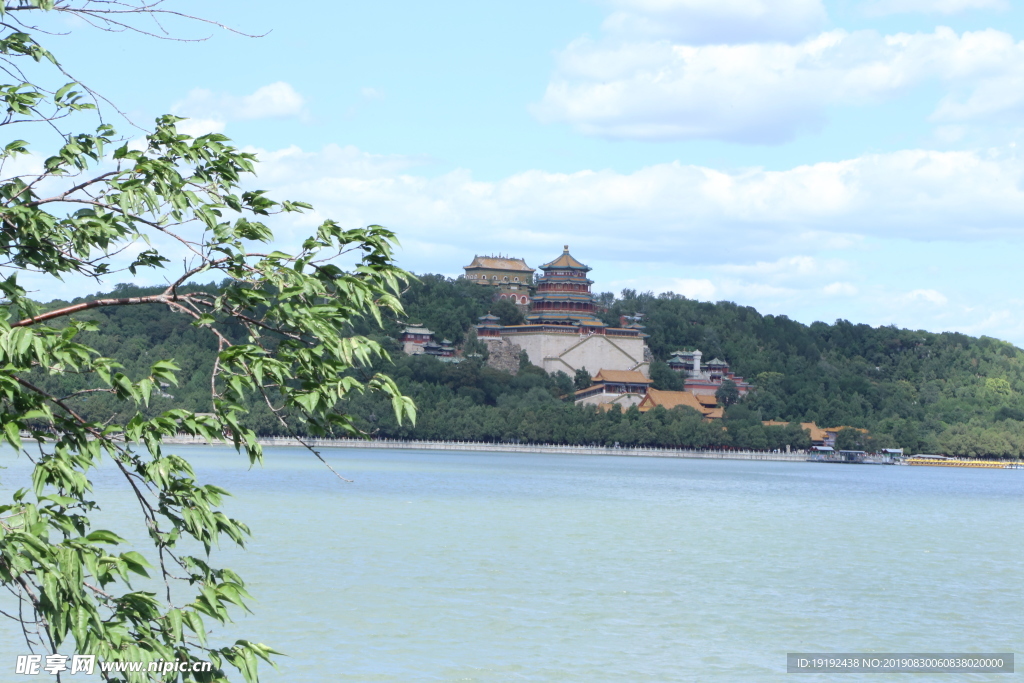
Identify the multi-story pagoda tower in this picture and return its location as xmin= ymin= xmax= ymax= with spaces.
xmin=525 ymin=246 xmax=605 ymax=328
xmin=474 ymin=245 xmax=650 ymax=378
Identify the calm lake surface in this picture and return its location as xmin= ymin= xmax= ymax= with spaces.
xmin=1 ymin=446 xmax=1022 ymax=681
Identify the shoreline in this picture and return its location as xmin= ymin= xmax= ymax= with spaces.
xmin=162 ymin=435 xmax=809 ymax=462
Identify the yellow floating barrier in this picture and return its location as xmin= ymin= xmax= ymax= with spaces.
xmin=905 ymin=457 xmax=1016 ymax=469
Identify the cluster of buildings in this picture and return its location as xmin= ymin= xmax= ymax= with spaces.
xmin=667 ymin=349 xmax=752 ymax=398
xmin=572 ymin=371 xmax=726 ymax=419
xmin=401 ymin=246 xmax=752 ymax=418
xmin=400 ymin=323 xmax=456 ymax=359
xmin=471 ymin=246 xmax=650 ymax=379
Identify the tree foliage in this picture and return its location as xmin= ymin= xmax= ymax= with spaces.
xmin=35 ymin=276 xmax=1024 ymax=457
xmin=602 ymin=289 xmax=1024 ymax=457
xmin=715 ymin=379 xmax=739 ymax=408
xmin=338 ymin=353 xmax=813 ymax=451
xmin=371 ymin=280 xmax=1024 ymax=457
xmin=0 ymin=5 xmax=414 ymax=681
xmin=834 ymin=428 xmax=868 ymax=451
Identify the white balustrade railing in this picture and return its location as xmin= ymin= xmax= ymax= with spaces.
xmin=160 ymin=433 xmax=807 ymax=461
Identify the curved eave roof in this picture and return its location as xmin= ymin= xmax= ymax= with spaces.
xmin=593 ymin=369 xmax=653 ymax=384
xmin=464 ymin=256 xmax=535 ymax=272
xmin=539 ymin=247 xmax=591 ymax=271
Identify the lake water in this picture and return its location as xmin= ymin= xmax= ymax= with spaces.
xmin=1 ymin=446 xmax=1022 ymax=681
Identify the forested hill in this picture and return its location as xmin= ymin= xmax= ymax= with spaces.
xmin=33 ymin=277 xmax=1024 ymax=457
xmin=387 ymin=275 xmax=1024 ymax=456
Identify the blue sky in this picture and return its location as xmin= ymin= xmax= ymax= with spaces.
xmin=27 ymin=0 xmax=1024 ymax=344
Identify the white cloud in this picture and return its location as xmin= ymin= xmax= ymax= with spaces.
xmin=172 ymin=82 xmax=307 ymax=130
xmin=241 ymin=142 xmax=1024 ymax=277
xmin=602 ymin=0 xmax=827 ymax=43
xmin=247 ymin=143 xmax=427 ymax=183
xmin=862 ymin=0 xmax=1007 ymax=16
xmin=905 ymin=289 xmax=949 ymax=305
xmin=0 ymin=150 xmax=44 ymax=179
xmin=238 ymin=82 xmax=306 ymax=119
xmin=718 ymin=255 xmax=829 ymax=277
xmin=718 ymin=280 xmax=799 ymax=299
xmin=823 ymin=282 xmax=859 ymax=296
xmin=534 ymin=27 xmax=1024 ymax=142
xmin=606 ymin=275 xmax=799 ymax=304
xmin=174 ymin=118 xmax=226 ymax=137
xmin=670 ymin=278 xmax=718 ymax=300
xmin=22 ymin=137 xmax=1024 ymax=344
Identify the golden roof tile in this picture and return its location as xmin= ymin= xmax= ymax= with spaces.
xmin=539 ymin=246 xmax=590 ymax=271
xmin=464 ymin=256 xmax=535 ymax=272
xmin=592 ymin=369 xmax=653 ymax=384
xmin=800 ymin=422 xmax=828 ymax=442
xmin=638 ymin=389 xmax=707 ymax=414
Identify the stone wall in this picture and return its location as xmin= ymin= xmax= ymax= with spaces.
xmin=484 ymin=338 xmax=522 ymax=376
xmin=507 ymin=331 xmax=649 ymax=378
xmin=403 ymin=341 xmax=425 ymax=355
xmin=574 ymin=392 xmax=644 ymax=408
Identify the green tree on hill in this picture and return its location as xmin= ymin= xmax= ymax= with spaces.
xmin=716 ymin=379 xmax=740 ymax=407
xmin=552 ymin=371 xmax=575 ymax=399
xmin=37 ymin=273 xmax=1024 ymax=458
xmin=835 ymin=428 xmax=870 ymax=451
xmin=649 ymin=360 xmax=684 ymax=391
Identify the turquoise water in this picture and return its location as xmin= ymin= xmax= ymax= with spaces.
xmin=2 ymin=446 xmax=1022 ymax=681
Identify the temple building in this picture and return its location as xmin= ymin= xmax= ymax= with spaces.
xmin=666 ymin=349 xmax=752 ymax=397
xmin=474 ymin=313 xmax=503 ymax=339
xmin=401 ymin=323 xmax=435 ymax=355
xmin=401 ymin=324 xmax=457 ymax=360
xmin=463 ymin=255 xmax=535 ymax=306
xmin=423 ymin=339 xmax=456 ymax=358
xmin=637 ymin=389 xmax=724 ymax=420
xmin=619 ymin=314 xmax=646 ymax=331
xmin=574 ymin=369 xmax=653 ymax=409
xmin=476 ymin=246 xmax=650 ymax=377
xmin=524 ymin=247 xmax=605 ymax=328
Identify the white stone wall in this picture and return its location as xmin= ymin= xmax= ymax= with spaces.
xmin=505 ymin=331 xmax=650 ymax=378
xmin=574 ymin=392 xmax=644 ymax=408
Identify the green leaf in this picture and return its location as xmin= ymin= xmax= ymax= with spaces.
xmin=119 ymin=551 xmax=153 ymax=577
xmin=166 ymin=608 xmax=183 ymax=642
xmin=84 ymin=530 xmax=126 ymax=545
xmin=3 ymin=419 xmax=21 ymax=451
xmin=182 ymin=610 xmax=207 ymax=646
